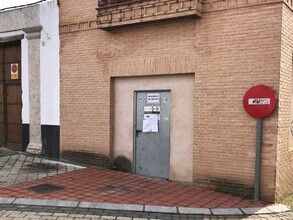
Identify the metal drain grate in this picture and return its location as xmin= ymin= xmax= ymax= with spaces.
xmin=27 ymin=183 xmax=64 ymax=194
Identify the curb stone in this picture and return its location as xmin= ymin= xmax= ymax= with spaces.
xmin=79 ymin=202 xmax=144 ymax=211
xmin=0 ymin=197 xmax=290 ymax=216
xmin=211 ymin=208 xmax=243 ymax=215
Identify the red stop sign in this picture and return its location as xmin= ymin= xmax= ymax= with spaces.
xmin=243 ymin=85 xmax=277 ymax=118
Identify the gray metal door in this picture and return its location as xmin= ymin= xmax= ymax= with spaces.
xmin=135 ymin=91 xmax=170 ymax=179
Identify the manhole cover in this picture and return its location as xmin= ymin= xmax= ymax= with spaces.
xmin=27 ymin=184 xmax=64 ymax=194
xmin=99 ymin=185 xmax=129 ymax=193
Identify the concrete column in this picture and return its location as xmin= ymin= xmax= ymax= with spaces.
xmin=24 ymin=26 xmax=42 ymax=155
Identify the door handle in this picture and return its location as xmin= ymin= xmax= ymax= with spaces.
xmin=136 ymin=129 xmax=142 ymax=137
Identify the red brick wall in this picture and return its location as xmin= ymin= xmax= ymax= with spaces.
xmin=59 ymin=0 xmax=97 ymax=24
xmin=59 ymin=0 xmax=285 ymax=200
xmin=59 ymin=1 xmax=111 ymax=166
xmin=192 ymin=6 xmax=282 ymax=202
xmin=275 ymin=4 xmax=293 ymax=202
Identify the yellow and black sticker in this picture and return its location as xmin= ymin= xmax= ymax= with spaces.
xmin=11 ymin=63 xmax=19 ymax=80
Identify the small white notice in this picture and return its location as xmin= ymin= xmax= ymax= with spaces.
xmin=147 ymin=93 xmax=160 ymax=104
xmin=143 ymin=114 xmax=158 ymax=132
xmin=248 ymin=98 xmax=270 ymax=105
xmin=144 ymin=114 xmax=160 ymax=121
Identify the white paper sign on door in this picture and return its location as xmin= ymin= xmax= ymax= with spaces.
xmin=143 ymin=115 xmax=158 ymax=132
xmin=147 ymin=93 xmax=160 ymax=104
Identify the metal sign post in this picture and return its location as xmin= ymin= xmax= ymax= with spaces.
xmin=254 ymin=118 xmax=262 ymax=201
xmin=243 ymin=85 xmax=277 ymax=201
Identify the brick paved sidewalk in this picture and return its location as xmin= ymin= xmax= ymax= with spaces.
xmin=0 ymin=151 xmax=291 ymax=219
xmin=0 ymin=167 xmax=269 ymax=209
xmin=0 ymin=154 xmax=84 ymax=186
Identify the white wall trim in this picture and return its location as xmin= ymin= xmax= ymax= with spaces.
xmin=40 ymin=0 xmax=60 ymax=125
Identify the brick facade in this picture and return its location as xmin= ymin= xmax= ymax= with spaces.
xmin=59 ymin=0 xmax=293 ymax=202
xmin=276 ymin=4 xmax=293 ymax=202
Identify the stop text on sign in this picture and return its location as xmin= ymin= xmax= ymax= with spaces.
xmin=248 ymin=98 xmax=270 ymax=105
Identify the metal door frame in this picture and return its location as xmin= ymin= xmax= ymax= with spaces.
xmin=133 ymin=89 xmax=171 ymax=176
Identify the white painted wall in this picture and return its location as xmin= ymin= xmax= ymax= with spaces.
xmin=40 ymin=0 xmax=60 ymax=125
xmin=0 ymin=0 xmax=59 ymax=126
xmin=21 ymin=37 xmax=30 ymax=124
xmin=0 ymin=4 xmax=39 ymax=125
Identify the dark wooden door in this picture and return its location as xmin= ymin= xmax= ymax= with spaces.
xmin=0 ymin=42 xmax=22 ymax=151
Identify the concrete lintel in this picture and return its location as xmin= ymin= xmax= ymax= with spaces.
xmin=23 ymin=25 xmax=42 ymax=34
xmin=0 ymin=34 xmax=24 ymax=43
xmin=23 ymin=25 xmax=42 ymax=40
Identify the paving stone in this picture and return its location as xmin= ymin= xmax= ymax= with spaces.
xmin=144 ymin=206 xmax=177 ymax=214
xmin=36 ymin=212 xmax=53 ymax=216
xmin=0 ymin=198 xmax=16 ymax=204
xmin=14 ymin=199 xmax=79 ymax=208
xmin=79 ymin=202 xmax=103 ymax=209
xmin=1 ymin=152 xmax=293 ymax=220
xmin=116 ymin=217 xmax=132 ymax=220
xmin=55 ymin=200 xmax=79 ymax=208
xmin=84 ymin=215 xmax=101 ymax=219
xmin=241 ymin=207 xmax=273 ymax=215
xmin=40 ymin=216 xmax=58 ymax=220
xmin=22 ymin=211 xmax=37 ymax=214
xmin=7 ymin=213 xmax=26 ymax=218
xmin=74 ymin=218 xmax=91 ymax=220
xmin=53 ymin=213 xmax=69 ymax=217
xmin=67 ymin=214 xmax=85 ymax=218
xmin=79 ymin=202 xmax=143 ymax=211
xmin=4 ymin=211 xmax=22 ymax=215
xmin=101 ymin=216 xmax=117 ymax=219
xmin=178 ymin=207 xmax=211 ymax=215
xmin=210 ymin=208 xmax=243 ymax=215
xmin=0 ymin=154 xmax=84 ymax=187
xmin=266 ymin=204 xmax=291 ymax=213
xmin=56 ymin=217 xmax=74 ymax=220
xmin=100 ymin=203 xmax=144 ymax=212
